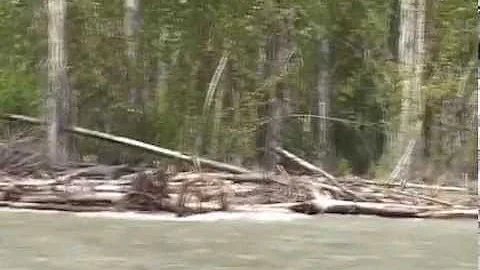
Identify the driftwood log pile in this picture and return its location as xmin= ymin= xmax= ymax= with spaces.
xmin=0 ymin=142 xmax=476 ymax=219
xmin=0 ymin=114 xmax=477 ymax=219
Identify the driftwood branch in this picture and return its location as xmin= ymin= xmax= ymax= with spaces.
xmin=274 ymin=147 xmax=366 ymax=201
xmin=274 ymin=147 xmax=334 ymax=179
xmin=171 ymin=172 xmax=288 ymax=185
xmin=1 ymin=114 xmax=251 ymax=174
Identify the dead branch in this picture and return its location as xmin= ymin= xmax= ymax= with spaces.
xmin=274 ymin=147 xmax=366 ymax=201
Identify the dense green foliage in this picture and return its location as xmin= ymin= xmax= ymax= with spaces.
xmin=0 ymin=0 xmax=476 ymax=182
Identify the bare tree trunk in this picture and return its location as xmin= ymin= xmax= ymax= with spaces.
xmin=209 ymin=59 xmax=229 ymax=159
xmin=47 ymin=0 xmax=72 ymax=165
xmin=313 ymin=39 xmax=333 ymax=167
xmin=477 ymin=0 xmax=480 ymax=196
xmin=397 ymin=0 xmax=416 ymax=149
xmin=409 ymin=0 xmax=425 ymax=179
xmin=124 ymin=0 xmax=142 ymax=105
xmin=387 ymin=0 xmax=425 ymax=180
xmin=413 ymin=0 xmax=425 ymax=120
xmin=263 ymin=8 xmax=295 ymax=171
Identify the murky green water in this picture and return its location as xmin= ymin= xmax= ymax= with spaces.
xmin=0 ymin=210 xmax=476 ymax=270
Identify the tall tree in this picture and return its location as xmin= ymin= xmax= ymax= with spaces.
xmin=388 ymin=0 xmax=425 ymax=180
xmin=313 ymin=38 xmax=333 ymax=167
xmin=124 ymin=0 xmax=142 ymax=106
xmin=47 ymin=0 xmax=72 ymax=165
xmin=263 ymin=5 xmax=296 ymax=171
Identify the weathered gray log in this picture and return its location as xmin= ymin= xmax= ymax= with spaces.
xmin=415 ymin=209 xmax=477 ymax=219
xmin=289 ymin=198 xmax=444 ymax=218
xmin=289 ymin=188 xmax=443 ymax=218
xmin=2 ymin=114 xmax=251 ymax=174
xmin=19 ymin=195 xmax=68 ymax=203
xmin=19 ymin=192 xmax=124 ymax=204
xmin=93 ymin=184 xmax=129 ymax=192
xmin=0 ymin=201 xmax=114 ymax=212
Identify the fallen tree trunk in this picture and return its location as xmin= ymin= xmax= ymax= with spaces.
xmin=19 ymin=192 xmax=124 ymax=204
xmin=289 ymin=188 xmax=450 ymax=218
xmin=0 ymin=201 xmax=115 ymax=212
xmin=289 ymin=197 xmax=446 ymax=218
xmin=415 ymin=209 xmax=478 ymax=219
xmin=19 ymin=195 xmax=68 ymax=204
xmin=289 ymin=188 xmax=477 ymax=219
xmin=2 ymin=114 xmax=251 ymax=174
xmin=171 ymin=172 xmax=288 ymax=185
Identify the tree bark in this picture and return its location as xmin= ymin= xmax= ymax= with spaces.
xmin=124 ymin=0 xmax=142 ymax=105
xmin=477 ymin=0 xmax=480 ymax=197
xmin=47 ymin=0 xmax=72 ymax=165
xmin=263 ymin=7 xmax=295 ymax=171
xmin=397 ymin=0 xmax=416 ymax=149
xmin=386 ymin=0 xmax=425 ymax=180
xmin=313 ymin=39 xmax=333 ymax=167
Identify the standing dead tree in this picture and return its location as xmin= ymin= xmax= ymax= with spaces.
xmin=47 ymin=0 xmax=73 ymax=165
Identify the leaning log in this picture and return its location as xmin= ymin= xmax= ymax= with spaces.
xmin=2 ymin=114 xmax=251 ymax=174
xmin=274 ymin=147 xmax=365 ymax=201
xmin=274 ymin=147 xmax=335 ymax=179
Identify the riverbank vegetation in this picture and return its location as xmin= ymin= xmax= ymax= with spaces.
xmin=0 ymin=0 xmax=477 ymax=218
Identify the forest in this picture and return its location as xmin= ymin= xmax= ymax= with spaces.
xmin=0 ymin=0 xmax=476 ymax=218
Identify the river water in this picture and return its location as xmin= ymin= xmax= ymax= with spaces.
xmin=0 ymin=210 xmax=476 ymax=270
